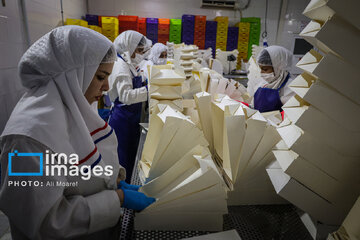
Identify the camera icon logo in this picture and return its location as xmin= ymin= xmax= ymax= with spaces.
xmin=8 ymin=150 xmax=43 ymax=176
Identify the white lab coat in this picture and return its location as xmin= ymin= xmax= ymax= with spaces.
xmin=0 ymin=26 xmax=125 ymax=239
xmin=0 ymin=135 xmax=122 ymax=240
xmin=108 ymin=57 xmax=148 ymax=105
xmin=109 ymin=30 xmax=148 ymax=105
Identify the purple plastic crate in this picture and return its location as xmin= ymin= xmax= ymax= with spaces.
xmin=228 ymin=27 xmax=238 ymax=33
xmin=147 ymin=26 xmax=158 ymax=31
xmin=146 ymin=18 xmax=158 ymax=24
xmin=182 ymin=14 xmax=195 ymax=21
xmin=206 ymin=34 xmax=217 ymax=41
xmin=86 ymin=14 xmax=99 ymax=26
xmin=227 ymin=43 xmax=238 ymax=51
xmin=206 ymin=21 xmax=217 ymax=30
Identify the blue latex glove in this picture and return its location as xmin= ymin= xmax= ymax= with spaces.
xmin=122 ymin=188 xmax=156 ymax=211
xmin=117 ymin=180 xmax=141 ymax=191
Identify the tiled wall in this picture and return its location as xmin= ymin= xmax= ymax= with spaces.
xmin=0 ymin=0 xmax=86 ymax=133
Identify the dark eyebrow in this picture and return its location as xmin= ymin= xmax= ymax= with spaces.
xmin=99 ymin=70 xmax=110 ymax=76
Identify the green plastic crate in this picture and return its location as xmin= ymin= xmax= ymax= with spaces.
xmin=170 ymin=19 xmax=182 ymax=43
xmin=241 ymin=17 xmax=261 ymax=59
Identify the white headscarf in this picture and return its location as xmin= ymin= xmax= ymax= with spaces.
xmin=113 ymin=30 xmax=144 ymax=63
xmin=148 ymin=43 xmax=168 ymax=65
xmin=1 ymin=26 xmax=121 ymax=183
xmin=257 ymin=46 xmax=293 ymax=89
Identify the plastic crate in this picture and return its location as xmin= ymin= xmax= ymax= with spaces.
xmin=138 ymin=17 xmax=146 ymax=35
xmin=240 ymin=18 xmax=261 ymax=59
xmin=158 ymin=18 xmax=170 ymax=35
xmin=88 ymin=25 xmax=102 ymax=33
xmin=146 ymin=18 xmax=158 ymax=24
xmin=182 ymin=14 xmax=195 ymax=21
xmin=102 ymin=16 xmax=118 ymax=25
xmin=194 ymin=39 xmax=205 ymax=49
xmin=118 ymin=15 xmax=138 ymax=33
xmin=86 ymin=14 xmax=99 ymax=26
xmin=214 ymin=16 xmax=229 ymax=23
xmin=170 ymin=19 xmax=181 ymax=25
xmin=66 ymin=18 xmax=88 ymax=27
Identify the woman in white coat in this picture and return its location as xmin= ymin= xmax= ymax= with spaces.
xmin=138 ymin=42 xmax=168 ymax=81
xmin=108 ymin=31 xmax=149 ymax=183
xmin=253 ymin=45 xmax=295 ymax=113
xmin=0 ymin=26 xmax=154 ymax=240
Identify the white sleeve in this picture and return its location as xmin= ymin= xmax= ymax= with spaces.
xmin=115 ymin=75 xmax=148 ymax=105
xmin=280 ymin=78 xmax=296 ymax=105
xmin=0 ymin=135 xmax=121 ymax=239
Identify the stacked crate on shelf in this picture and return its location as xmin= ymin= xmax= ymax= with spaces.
xmin=101 ymin=16 xmax=119 ymax=42
xmin=194 ymin=15 xmax=206 ymax=49
xmin=214 ymin=16 xmax=229 ymax=51
xmin=147 ymin=18 xmax=158 ymax=43
xmin=169 ymin=19 xmax=182 ymax=44
xmin=205 ymin=21 xmax=217 ymax=57
xmin=241 ymin=17 xmax=261 ymax=59
xmin=158 ymin=18 xmax=170 ymax=44
xmin=66 ymin=18 xmax=88 ymax=27
xmin=226 ymin=27 xmax=239 ymax=51
xmin=118 ymin=15 xmax=138 ymax=34
xmin=85 ymin=14 xmax=99 ymax=26
xmin=235 ymin=22 xmax=250 ymax=69
xmin=182 ymin=14 xmax=195 ymax=45
xmin=138 ymin=17 xmax=147 ymax=36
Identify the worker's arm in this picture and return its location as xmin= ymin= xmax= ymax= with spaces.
xmin=115 ymin=74 xmax=148 ymax=105
xmin=0 ymin=135 xmax=122 ymax=239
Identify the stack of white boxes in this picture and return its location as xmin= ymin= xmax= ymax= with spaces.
xmin=194 ymin=93 xmax=287 ymax=205
xmin=148 ymin=65 xmax=186 ymax=114
xmin=136 ymin=105 xmax=227 ymax=231
xmin=166 ymin=41 xmax=174 ymax=60
xmin=267 ymin=0 xmax=360 ymax=225
xmin=173 ymin=45 xmax=200 ymax=98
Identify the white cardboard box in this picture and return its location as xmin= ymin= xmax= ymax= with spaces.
xmin=292 ymin=131 xmax=360 ymax=186
xmin=300 ymin=15 xmax=360 ymax=68
xmin=295 ymin=106 xmax=360 ymax=157
xmin=296 ymin=50 xmax=360 ymax=105
xmin=291 ymin=80 xmax=360 ymax=131
xmin=303 ymin=0 xmax=360 ymax=30
xmin=267 ymin=163 xmax=347 ymax=225
xmin=274 ymin=149 xmax=357 ymax=210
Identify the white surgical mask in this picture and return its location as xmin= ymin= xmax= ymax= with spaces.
xmin=131 ymin=53 xmax=144 ymax=66
xmin=155 ymin=58 xmax=167 ymax=65
xmin=261 ymin=72 xmax=275 ymax=83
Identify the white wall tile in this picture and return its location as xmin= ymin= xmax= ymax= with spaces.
xmin=0 ymin=0 xmax=87 ymax=132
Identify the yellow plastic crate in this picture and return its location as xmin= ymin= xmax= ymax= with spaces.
xmin=102 ymin=23 xmax=118 ymax=31
xmin=235 ymin=22 xmax=250 ymax=32
xmin=66 ymin=18 xmax=88 ymax=27
xmin=101 ymin=16 xmax=119 ymax=25
xmin=214 ymin=16 xmax=229 ymax=23
xmin=88 ymin=25 xmax=102 ymax=34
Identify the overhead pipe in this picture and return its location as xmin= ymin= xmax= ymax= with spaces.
xmin=18 ymin=0 xmax=30 ymax=49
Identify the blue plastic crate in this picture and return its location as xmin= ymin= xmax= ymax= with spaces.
xmin=182 ymin=14 xmax=195 ymax=21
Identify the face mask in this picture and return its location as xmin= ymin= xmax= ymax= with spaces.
xmin=131 ymin=53 xmax=144 ymax=66
xmin=261 ymin=72 xmax=275 ymax=83
xmin=155 ymin=58 xmax=167 ymax=65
